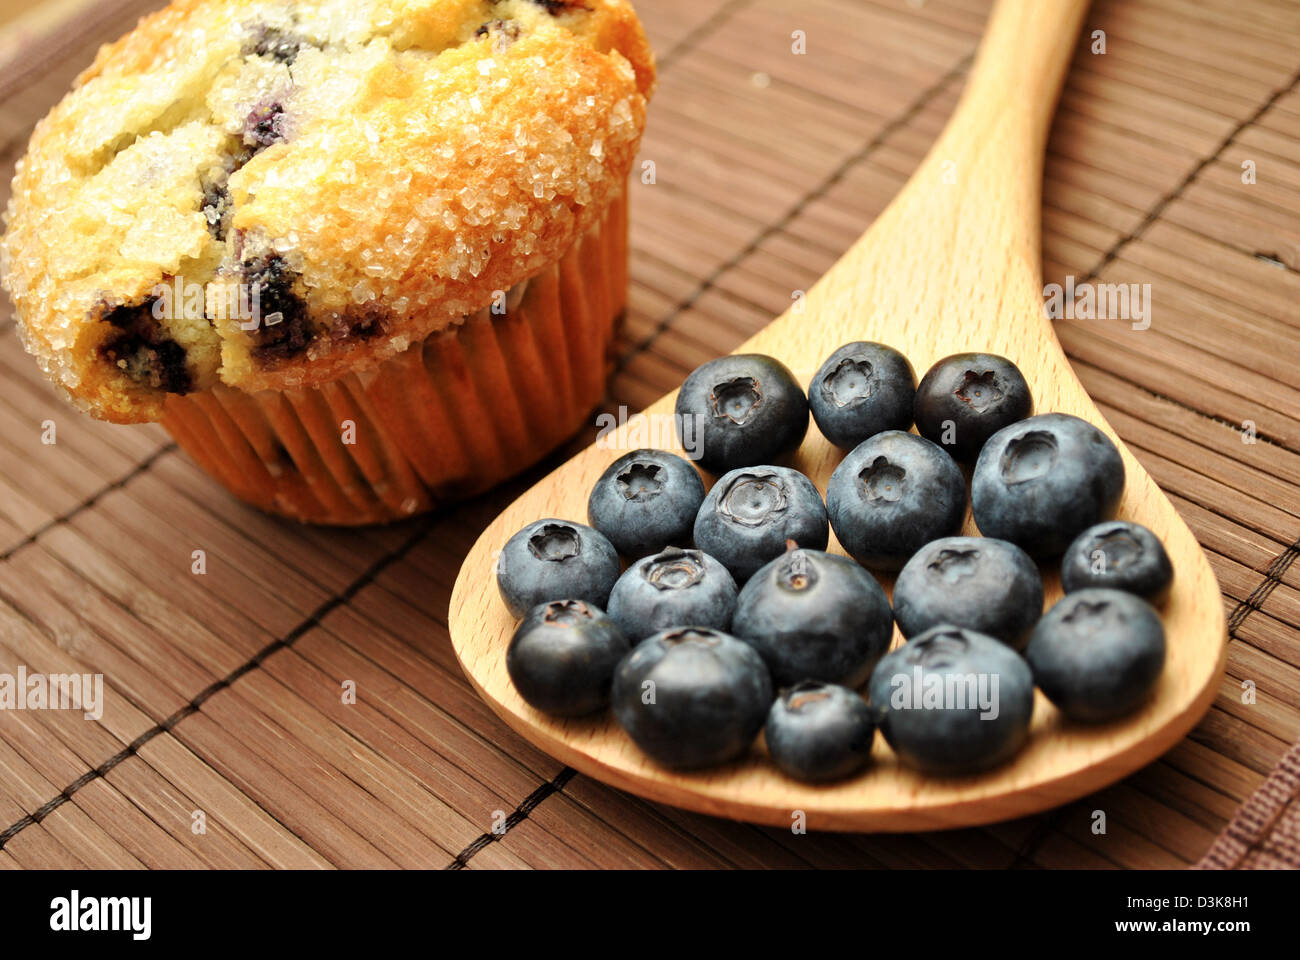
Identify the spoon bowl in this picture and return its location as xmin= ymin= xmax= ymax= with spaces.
xmin=448 ymin=0 xmax=1227 ymax=831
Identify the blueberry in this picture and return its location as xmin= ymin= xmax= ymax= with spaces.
xmin=808 ymin=341 xmax=916 ymax=450
xmin=587 ymin=449 xmax=706 ymax=558
xmin=764 ymin=681 xmax=876 ymax=782
xmin=607 ymin=547 xmax=738 ymax=643
xmin=1060 ymin=521 xmax=1173 ymax=603
xmin=247 ymin=25 xmax=306 ymax=63
xmin=1025 ymin=589 xmax=1165 ymax=722
xmin=496 ymin=519 xmax=621 ymax=619
xmin=893 ymin=536 xmax=1043 ymax=650
xmin=825 ymin=430 xmax=966 ymax=571
xmin=971 ymin=414 xmax=1125 ymax=558
xmin=693 ymin=465 xmax=828 ymax=582
xmin=243 ymin=100 xmax=286 ymax=150
xmin=98 ymin=301 xmax=193 ymax=394
xmin=732 ymin=547 xmax=892 ymax=688
xmin=506 ymin=601 xmax=630 ymax=716
xmin=867 ymin=626 xmax=1035 ymax=776
xmin=612 ymin=627 xmax=773 ymax=769
xmin=675 ymin=354 xmax=809 ymax=474
xmin=914 ymin=352 xmax=1033 ymax=462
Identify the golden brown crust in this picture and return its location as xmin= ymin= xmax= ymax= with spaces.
xmin=1 ymin=0 xmax=654 ymax=423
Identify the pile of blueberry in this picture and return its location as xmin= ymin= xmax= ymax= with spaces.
xmin=496 ymin=344 xmax=1175 ymax=782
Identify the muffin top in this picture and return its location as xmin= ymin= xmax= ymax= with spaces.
xmin=1 ymin=0 xmax=654 ymax=422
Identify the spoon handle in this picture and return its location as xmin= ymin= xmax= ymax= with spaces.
xmin=914 ymin=0 xmax=1092 ymax=272
xmin=956 ymin=0 xmax=1093 ymax=149
xmin=833 ymin=0 xmax=1092 ymax=358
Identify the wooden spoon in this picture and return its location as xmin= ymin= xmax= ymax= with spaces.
xmin=449 ymin=0 xmax=1227 ymax=831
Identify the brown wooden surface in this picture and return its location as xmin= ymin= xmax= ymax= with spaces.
xmin=0 ymin=0 xmax=1297 ymax=868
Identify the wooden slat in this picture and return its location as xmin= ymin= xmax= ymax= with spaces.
xmin=0 ymin=0 xmax=1297 ymax=869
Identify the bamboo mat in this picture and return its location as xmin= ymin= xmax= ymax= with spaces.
xmin=0 ymin=0 xmax=1297 ymax=870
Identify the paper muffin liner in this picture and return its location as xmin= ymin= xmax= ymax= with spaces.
xmin=160 ymin=189 xmax=629 ymax=525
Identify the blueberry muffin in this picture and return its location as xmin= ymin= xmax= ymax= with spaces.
xmin=2 ymin=0 xmax=654 ymax=523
